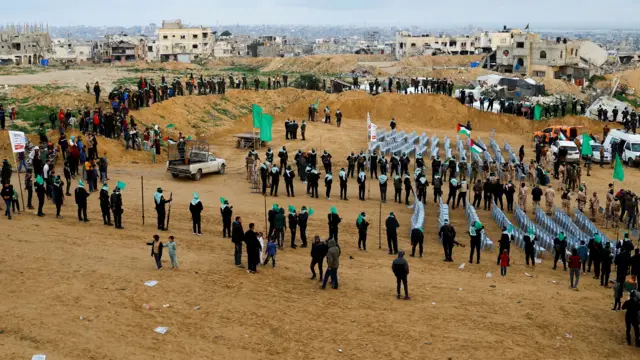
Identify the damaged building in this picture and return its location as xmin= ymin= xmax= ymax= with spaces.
xmin=155 ymin=20 xmax=216 ymax=62
xmin=0 ymin=24 xmax=52 ymax=65
xmin=482 ymin=32 xmax=608 ymax=84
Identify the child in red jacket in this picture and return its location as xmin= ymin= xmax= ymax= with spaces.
xmin=500 ymin=249 xmax=509 ymax=276
xmin=568 ymin=248 xmax=582 ymax=290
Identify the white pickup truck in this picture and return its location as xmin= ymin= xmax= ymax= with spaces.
xmin=166 ymin=151 xmax=226 ymax=181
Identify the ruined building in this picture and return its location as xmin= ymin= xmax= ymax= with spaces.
xmin=0 ymin=24 xmax=53 ymax=65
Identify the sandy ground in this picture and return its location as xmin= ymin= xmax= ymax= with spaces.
xmin=0 ymin=85 xmax=638 ymax=359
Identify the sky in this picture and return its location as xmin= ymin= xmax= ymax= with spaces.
xmin=3 ymin=0 xmax=640 ymax=28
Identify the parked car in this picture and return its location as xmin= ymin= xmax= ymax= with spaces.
xmin=532 ymin=126 xmax=583 ymax=143
xmin=603 ymin=129 xmax=640 ymax=164
xmin=551 ymin=140 xmax=580 ymax=163
xmin=584 ymin=141 xmax=611 ymax=163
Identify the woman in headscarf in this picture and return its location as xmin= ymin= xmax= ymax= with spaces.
xmin=189 ymin=193 xmax=203 ymax=235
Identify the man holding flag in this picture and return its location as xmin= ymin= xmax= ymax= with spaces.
xmin=457 ymin=123 xmax=471 ymax=137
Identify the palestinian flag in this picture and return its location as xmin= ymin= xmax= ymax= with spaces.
xmin=470 ymin=139 xmax=485 ymax=154
xmin=457 ymin=123 xmax=471 ymax=136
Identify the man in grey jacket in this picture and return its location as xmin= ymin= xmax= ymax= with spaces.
xmin=321 ymin=239 xmax=340 ymax=290
xmin=392 ymin=251 xmax=410 ymax=300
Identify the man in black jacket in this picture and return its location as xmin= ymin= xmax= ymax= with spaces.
xmin=288 ymin=209 xmax=298 ymax=248
xmin=74 ymin=180 xmax=90 ymax=222
xmin=221 ymin=200 xmax=233 ymax=238
xmin=310 ymin=235 xmax=328 ymax=280
xmin=622 ymin=290 xmax=640 ymax=346
xmin=410 ymin=227 xmax=424 ymax=258
xmin=99 ymin=184 xmax=111 ymax=225
xmin=270 ymin=166 xmax=281 ymax=197
xmin=439 ymin=219 xmax=459 ymax=262
xmin=469 ymin=221 xmax=484 ymax=264
xmin=531 ymin=184 xmax=543 ymax=209
xmin=298 ymin=207 xmax=309 ymax=247
xmin=110 ymin=187 xmax=123 ymax=229
xmin=497 ymin=227 xmax=512 ymax=266
xmin=232 ymin=217 xmax=245 ymax=268
xmin=260 ymin=163 xmax=269 ymax=195
xmin=327 ymin=207 xmax=341 ymax=242
xmin=284 ymin=166 xmax=295 ymax=197
xmin=268 ymin=204 xmax=277 ymax=238
xmin=392 ymin=251 xmax=410 ymax=300
xmin=523 ymin=228 xmax=537 ymax=266
xmin=483 ymin=179 xmax=493 ymax=210
xmin=386 ymin=212 xmax=399 ymax=255
xmin=154 ymin=187 xmax=172 ymax=230
xmin=244 ymin=223 xmax=260 ymax=273
xmin=553 ymin=232 xmax=568 ymax=271
xmin=36 ymin=180 xmax=46 ymax=217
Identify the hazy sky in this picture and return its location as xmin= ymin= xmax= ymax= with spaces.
xmin=2 ymin=0 xmax=639 ymax=28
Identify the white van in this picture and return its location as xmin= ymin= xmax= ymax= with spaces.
xmin=603 ymin=129 xmax=640 ymax=163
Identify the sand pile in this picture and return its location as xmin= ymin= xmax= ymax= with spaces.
xmin=207 ymin=55 xmax=386 ymax=75
xmin=119 ymin=61 xmax=202 ymax=71
xmin=397 ymin=54 xmax=483 ymax=68
xmin=532 ymin=77 xmax=586 ymax=99
xmin=9 ymin=85 xmax=95 ymax=109
xmin=606 ymin=67 xmax=640 ymax=91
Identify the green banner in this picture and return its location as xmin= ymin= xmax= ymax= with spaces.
xmin=260 ymin=114 xmax=273 ymax=142
xmin=581 ymin=133 xmax=593 ymax=156
xmin=252 ymin=104 xmax=263 ymax=128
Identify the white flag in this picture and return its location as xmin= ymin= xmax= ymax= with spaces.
xmin=370 ymin=123 xmax=377 ymax=142
xmin=8 ymin=130 xmax=26 ymax=153
xmin=367 ymin=112 xmax=371 ymax=130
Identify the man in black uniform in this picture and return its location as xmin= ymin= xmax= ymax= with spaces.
xmin=154 ymin=188 xmax=172 ymax=230
xmin=431 ymin=155 xmax=441 ymax=183
xmin=280 ymin=164 xmax=293 ymax=196
xmin=410 ymin=227 xmax=424 ymax=258
xmin=338 ymin=168 xmax=348 ymax=200
xmin=74 ymin=180 xmax=90 ymax=222
xmin=270 ymin=166 xmax=281 ymax=197
xmin=221 ymin=200 xmax=233 ymax=238
xmin=111 ymin=186 xmax=123 ymax=229
xmin=298 ymin=206 xmax=308 ymax=247
xmin=369 ymin=151 xmax=378 ymax=179
xmin=347 ymin=152 xmax=356 ymax=178
xmin=385 ymin=212 xmax=399 ymax=254
xmin=553 ymin=232 xmax=568 ymax=270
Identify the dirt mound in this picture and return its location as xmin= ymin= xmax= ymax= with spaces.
xmin=116 ymin=60 xmax=202 ymax=71
xmin=207 ymin=55 xmax=386 ymax=76
xmin=607 ymin=67 xmax=640 ymax=91
xmin=532 ymin=77 xmax=586 ymax=99
xmin=9 ymin=85 xmax=95 ymax=109
xmin=397 ymin=55 xmax=483 ymax=68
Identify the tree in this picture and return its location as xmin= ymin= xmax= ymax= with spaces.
xmin=220 ymin=30 xmax=232 ymax=37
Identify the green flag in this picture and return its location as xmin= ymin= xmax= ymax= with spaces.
xmin=116 ymin=180 xmax=127 ymax=190
xmin=260 ymin=114 xmax=273 ymax=142
xmin=613 ymin=154 xmax=625 ymax=182
xmin=313 ymin=97 xmax=319 ymax=110
xmin=35 ymin=175 xmax=44 ymax=185
xmin=533 ymin=104 xmax=542 ymax=120
xmin=165 ymin=124 xmax=175 ymax=129
xmin=252 ymin=104 xmax=263 ymax=128
xmin=308 ymin=208 xmax=315 ymax=216
xmin=581 ymin=133 xmax=593 ymax=156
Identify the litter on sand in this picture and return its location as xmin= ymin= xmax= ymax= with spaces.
xmin=31 ymin=355 xmax=46 ymax=360
xmin=338 ymin=348 xmax=343 ymax=353
xmin=458 ymin=263 xmax=465 ymax=270
xmin=535 ymin=259 xmax=542 ymax=264
xmin=154 ymin=327 xmax=169 ymax=335
xmin=565 ymin=333 xmax=573 ymax=339
xmin=144 ymin=280 xmax=159 ymax=287
xmin=524 ymin=272 xmax=533 ymax=277
xmin=486 ymin=272 xmax=493 ymax=278
xmin=194 ymin=306 xmax=201 ymax=310
xmin=458 ymin=288 xmax=463 ymax=291
xmin=163 ymin=304 xmax=170 ymax=308
xmin=552 ymin=280 xmax=557 ymax=284
xmin=431 ymin=302 xmax=436 ymax=305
